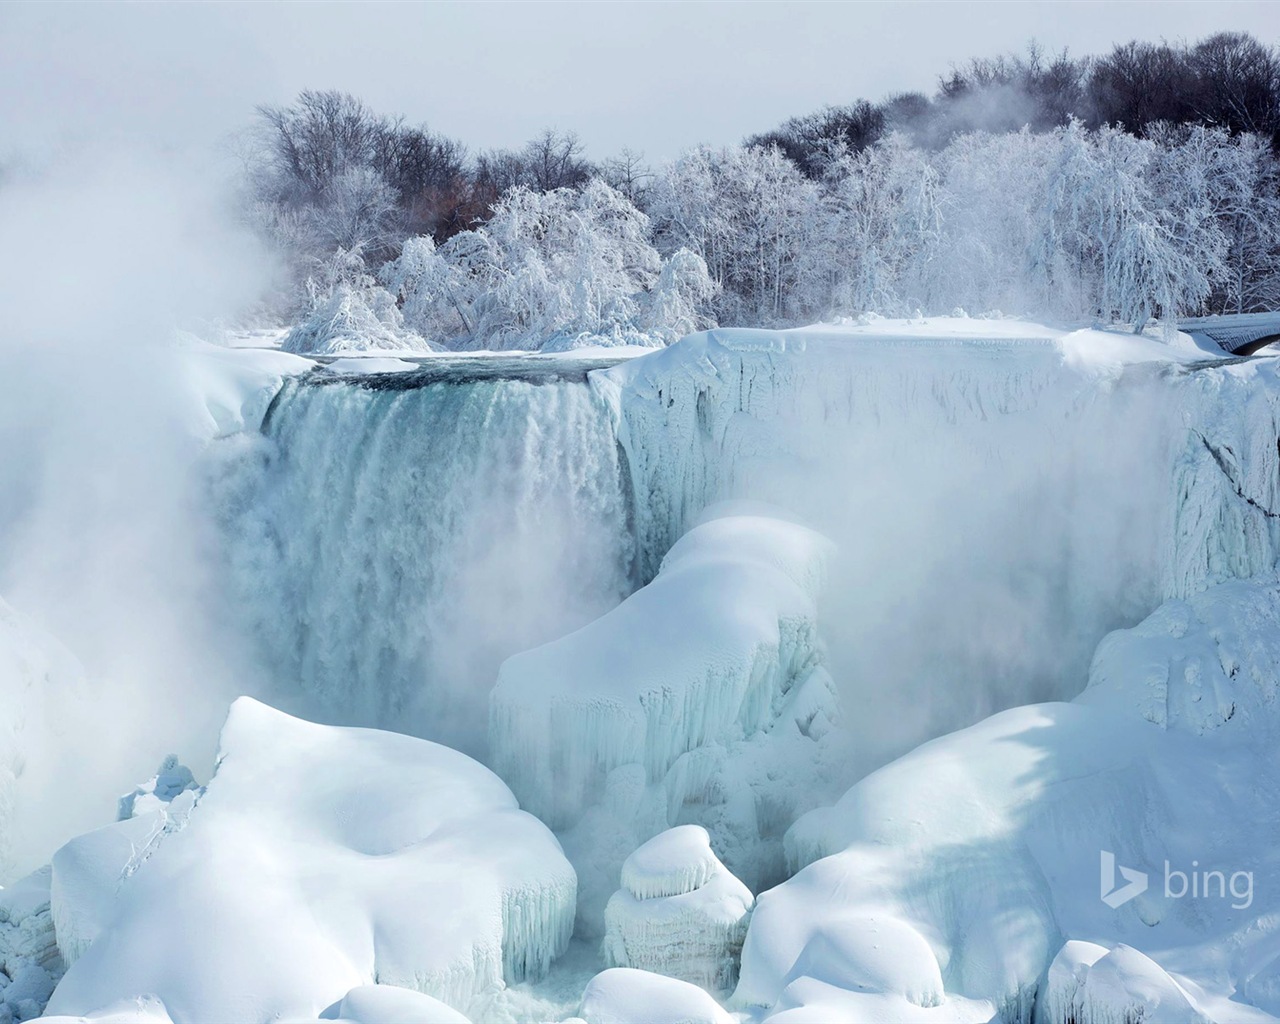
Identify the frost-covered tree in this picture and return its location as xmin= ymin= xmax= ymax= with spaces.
xmin=283 ymin=247 xmax=430 ymax=354
xmin=649 ymin=145 xmax=819 ymax=325
xmin=384 ymin=180 xmax=704 ymax=349
xmin=641 ymin=248 xmax=718 ymax=343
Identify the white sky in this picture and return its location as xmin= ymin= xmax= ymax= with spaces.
xmin=2 ymin=1 xmax=1278 ymax=161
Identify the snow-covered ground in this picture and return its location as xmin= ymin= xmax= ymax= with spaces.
xmin=7 ymin=316 xmax=1280 ymax=1023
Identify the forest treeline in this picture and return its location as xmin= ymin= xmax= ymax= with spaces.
xmin=242 ymin=32 xmax=1280 ymax=351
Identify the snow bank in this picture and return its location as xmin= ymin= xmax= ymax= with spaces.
xmin=46 ymin=698 xmax=575 ymax=1022
xmin=578 ymin=968 xmax=733 ymax=1024
xmin=490 ymin=507 xmax=837 ymax=929
xmin=603 ymin=827 xmax=753 ymax=991
xmin=736 ymin=573 xmax=1280 ymax=1022
xmin=0 ymin=867 xmax=64 ymax=1023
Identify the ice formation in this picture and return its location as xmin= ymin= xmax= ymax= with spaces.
xmin=0 ymin=867 xmax=63 ymax=1023
xmin=603 ymin=826 xmax=753 ymax=991
xmin=490 ymin=506 xmax=838 ymax=926
xmin=578 ymin=968 xmax=733 ymax=1024
xmin=45 ymin=698 xmax=575 ymax=1022
xmin=735 ymin=572 xmax=1280 ymax=1022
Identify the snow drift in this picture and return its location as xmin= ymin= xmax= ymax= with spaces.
xmin=45 ymin=698 xmax=575 ymax=1022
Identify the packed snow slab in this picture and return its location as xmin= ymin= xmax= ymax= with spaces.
xmin=735 ymin=575 xmax=1280 ymax=1022
xmin=604 ymin=826 xmax=753 ymax=991
xmin=46 ymin=698 xmax=575 ymax=1022
xmin=490 ymin=508 xmax=832 ymax=831
xmin=578 ymin=968 xmax=733 ymax=1024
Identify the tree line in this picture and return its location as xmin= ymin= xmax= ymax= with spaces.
xmin=242 ymin=31 xmax=1280 ymax=352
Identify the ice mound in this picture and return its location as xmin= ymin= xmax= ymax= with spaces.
xmin=735 ymin=574 xmax=1280 ymax=1021
xmin=1040 ymin=941 xmax=1211 ymax=1024
xmin=332 ymin=984 xmax=472 ymax=1024
xmin=578 ymin=968 xmax=733 ymax=1024
xmin=0 ymin=867 xmax=64 ymax=1023
xmin=490 ymin=507 xmax=837 ymax=927
xmin=46 ymin=698 xmax=575 ymax=1022
xmin=603 ymin=826 xmax=753 ymax=991
xmin=620 ymin=825 xmax=721 ymax=900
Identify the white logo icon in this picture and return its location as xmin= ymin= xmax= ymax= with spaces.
xmin=1100 ymin=850 xmax=1148 ymax=908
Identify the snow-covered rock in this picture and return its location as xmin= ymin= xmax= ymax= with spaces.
xmin=45 ymin=698 xmax=576 ymax=1022
xmin=735 ymin=573 xmax=1280 ymax=1022
xmin=578 ymin=968 xmax=733 ymax=1024
xmin=603 ymin=827 xmax=753 ymax=991
xmin=0 ymin=867 xmax=63 ymax=1023
xmin=490 ymin=506 xmax=836 ymax=928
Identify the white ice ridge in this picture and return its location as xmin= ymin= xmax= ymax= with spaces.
xmin=604 ymin=826 xmax=753 ymax=991
xmin=45 ymin=698 xmax=576 ymax=1023
xmin=735 ymin=574 xmax=1280 ymax=1022
xmin=578 ymin=968 xmax=734 ymax=1024
xmin=490 ymin=506 xmax=832 ymax=832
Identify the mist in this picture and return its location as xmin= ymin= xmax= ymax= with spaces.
xmin=0 ymin=148 xmax=274 ymax=880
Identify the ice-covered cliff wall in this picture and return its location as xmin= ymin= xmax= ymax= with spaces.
xmin=593 ymin=322 xmax=1280 ymax=765
xmin=223 ymin=360 xmax=636 ymax=752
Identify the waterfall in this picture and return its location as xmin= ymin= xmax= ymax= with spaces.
xmin=224 ymin=361 xmax=636 ymax=756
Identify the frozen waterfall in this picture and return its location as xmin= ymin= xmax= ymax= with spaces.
xmin=223 ymin=359 xmax=637 ymax=753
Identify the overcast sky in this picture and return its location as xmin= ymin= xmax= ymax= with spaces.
xmin=2 ymin=1 xmax=1278 ymax=162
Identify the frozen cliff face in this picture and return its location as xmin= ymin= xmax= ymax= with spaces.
xmin=490 ymin=506 xmax=842 ymax=930
xmin=737 ymin=573 xmax=1280 ymax=1023
xmin=224 ymin=362 xmax=635 ymax=753
xmin=45 ymin=698 xmax=576 ymax=1022
xmin=603 ymin=826 xmax=753 ymax=992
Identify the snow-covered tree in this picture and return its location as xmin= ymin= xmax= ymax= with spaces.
xmin=282 ymin=247 xmax=430 ymax=354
